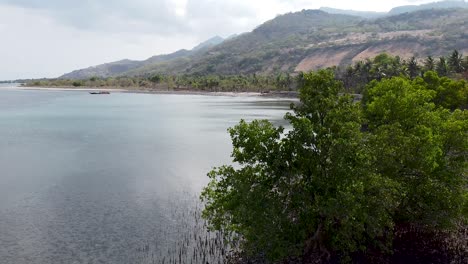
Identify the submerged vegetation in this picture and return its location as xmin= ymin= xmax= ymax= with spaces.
xmin=134 ymin=193 xmax=234 ymax=264
xmin=201 ymin=70 xmax=467 ymax=263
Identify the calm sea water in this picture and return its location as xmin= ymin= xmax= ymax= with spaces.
xmin=0 ymin=89 xmax=292 ymax=264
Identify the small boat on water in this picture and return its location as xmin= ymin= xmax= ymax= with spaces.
xmin=89 ymin=91 xmax=110 ymax=95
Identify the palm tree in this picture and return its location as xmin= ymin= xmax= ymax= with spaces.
xmin=436 ymin=57 xmax=449 ymax=76
xmin=424 ymin=56 xmax=435 ymax=71
xmin=448 ymin=50 xmax=464 ymax=73
xmin=353 ymin=61 xmax=365 ymax=81
xmin=388 ymin=56 xmax=403 ymax=76
xmin=407 ymin=56 xmax=420 ymax=79
xmin=342 ymin=66 xmax=355 ymax=91
xmin=462 ymin=56 xmax=468 ymax=72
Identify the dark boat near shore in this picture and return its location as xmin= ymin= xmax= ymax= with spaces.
xmin=89 ymin=91 xmax=110 ymax=95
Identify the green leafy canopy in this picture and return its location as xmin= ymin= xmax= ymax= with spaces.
xmin=201 ymin=70 xmax=467 ymax=261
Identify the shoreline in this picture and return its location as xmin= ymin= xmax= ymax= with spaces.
xmin=3 ymin=86 xmax=299 ymax=98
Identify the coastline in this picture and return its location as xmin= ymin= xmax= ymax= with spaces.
xmin=3 ymin=85 xmax=299 ymax=98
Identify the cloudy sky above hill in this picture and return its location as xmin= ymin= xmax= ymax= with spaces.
xmin=0 ymin=0 xmax=438 ymax=79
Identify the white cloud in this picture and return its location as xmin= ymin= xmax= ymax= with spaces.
xmin=0 ymin=5 xmax=197 ymax=79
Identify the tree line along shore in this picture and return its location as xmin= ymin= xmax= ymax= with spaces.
xmin=23 ymin=51 xmax=468 ymax=95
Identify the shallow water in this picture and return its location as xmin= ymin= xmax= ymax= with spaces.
xmin=0 ymin=89 xmax=292 ymax=264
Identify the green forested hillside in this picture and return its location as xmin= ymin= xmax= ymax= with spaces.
xmin=60 ymin=8 xmax=468 ymax=79
xmin=126 ymin=9 xmax=467 ymax=76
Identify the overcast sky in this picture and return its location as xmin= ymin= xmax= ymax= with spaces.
xmin=0 ymin=0 xmax=437 ymax=80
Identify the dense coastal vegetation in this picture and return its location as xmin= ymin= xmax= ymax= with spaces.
xmin=201 ymin=70 xmax=467 ymax=263
xmin=25 ymin=51 xmax=468 ymax=95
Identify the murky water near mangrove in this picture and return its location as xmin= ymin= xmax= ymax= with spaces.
xmin=0 ymin=88 xmax=292 ymax=264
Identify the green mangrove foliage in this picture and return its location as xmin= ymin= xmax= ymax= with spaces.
xmin=201 ymin=70 xmax=468 ymax=262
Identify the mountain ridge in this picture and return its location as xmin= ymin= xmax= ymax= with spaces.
xmin=61 ymin=3 xmax=468 ymax=79
xmin=389 ymin=0 xmax=468 ymax=15
xmin=319 ymin=0 xmax=468 ymax=18
xmin=318 ymin=7 xmax=385 ymax=19
xmin=192 ymin=36 xmax=225 ymax=51
xmin=61 ymin=37 xmax=226 ymax=79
